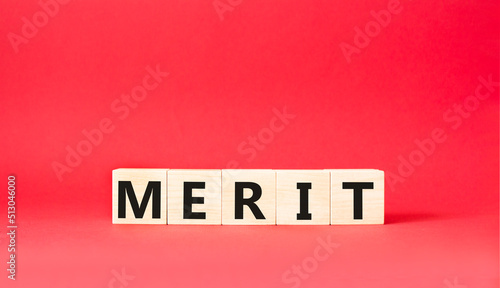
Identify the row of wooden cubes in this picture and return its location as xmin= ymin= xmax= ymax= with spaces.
xmin=112 ymin=169 xmax=384 ymax=225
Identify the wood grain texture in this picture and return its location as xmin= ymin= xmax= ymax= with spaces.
xmin=329 ymin=169 xmax=384 ymax=225
xmin=112 ymin=169 xmax=385 ymax=225
xmin=222 ymin=170 xmax=276 ymax=225
xmin=167 ymin=170 xmax=221 ymax=225
xmin=112 ymin=168 xmax=168 ymax=224
xmin=276 ymin=170 xmax=330 ymax=225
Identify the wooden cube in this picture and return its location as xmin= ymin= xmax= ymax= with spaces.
xmin=222 ymin=170 xmax=276 ymax=225
xmin=276 ymin=170 xmax=330 ymax=225
xmin=329 ymin=169 xmax=384 ymax=224
xmin=112 ymin=168 xmax=168 ymax=224
xmin=167 ymin=170 xmax=222 ymax=225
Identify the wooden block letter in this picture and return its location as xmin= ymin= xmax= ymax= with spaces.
xmin=330 ymin=169 xmax=384 ymax=224
xmin=276 ymin=170 xmax=330 ymax=225
xmin=167 ymin=170 xmax=222 ymax=225
xmin=222 ymin=170 xmax=276 ymax=225
xmin=112 ymin=168 xmax=168 ymax=224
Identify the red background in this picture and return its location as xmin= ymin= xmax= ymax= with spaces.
xmin=1 ymin=0 xmax=498 ymax=287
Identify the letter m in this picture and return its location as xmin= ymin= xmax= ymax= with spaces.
xmin=118 ymin=181 xmax=161 ymax=218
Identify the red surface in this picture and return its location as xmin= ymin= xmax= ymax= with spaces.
xmin=1 ymin=0 xmax=498 ymax=287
